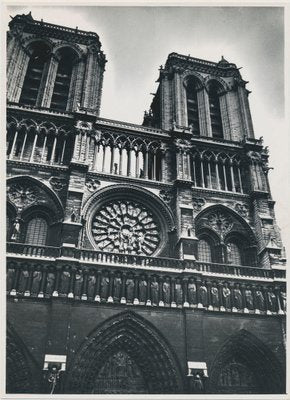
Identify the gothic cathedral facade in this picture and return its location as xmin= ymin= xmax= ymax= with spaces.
xmin=6 ymin=12 xmax=286 ymax=394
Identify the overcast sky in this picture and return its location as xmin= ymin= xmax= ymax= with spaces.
xmin=5 ymin=5 xmax=289 ymax=252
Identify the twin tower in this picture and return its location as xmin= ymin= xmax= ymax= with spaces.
xmin=6 ymin=12 xmax=286 ymax=395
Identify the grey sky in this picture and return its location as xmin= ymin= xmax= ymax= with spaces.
xmin=5 ymin=5 xmax=288 ymax=251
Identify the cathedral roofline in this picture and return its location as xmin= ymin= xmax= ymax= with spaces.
xmin=9 ymin=12 xmax=102 ymax=47
xmin=165 ymin=52 xmax=238 ymax=70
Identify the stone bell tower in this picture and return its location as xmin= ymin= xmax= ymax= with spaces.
xmin=6 ymin=13 xmax=286 ymax=396
xmin=7 ymin=12 xmax=106 ymax=113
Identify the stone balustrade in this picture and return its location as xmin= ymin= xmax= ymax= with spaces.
xmin=7 ymin=242 xmax=285 ymax=282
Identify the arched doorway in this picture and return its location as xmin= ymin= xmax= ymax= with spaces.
xmin=209 ymin=329 xmax=285 ymax=394
xmin=66 ymin=311 xmax=183 ymax=394
xmin=6 ymin=326 xmax=40 ymax=393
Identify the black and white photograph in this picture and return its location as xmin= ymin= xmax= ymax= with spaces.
xmin=3 ymin=2 xmax=288 ymax=397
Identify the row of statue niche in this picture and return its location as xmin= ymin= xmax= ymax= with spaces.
xmin=7 ymin=267 xmax=286 ymax=312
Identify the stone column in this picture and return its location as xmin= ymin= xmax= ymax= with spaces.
xmin=107 ymin=272 xmax=114 ymax=303
xmin=9 ymin=45 xmax=30 ymax=103
xmin=237 ymin=85 xmax=254 ymax=139
xmin=219 ymin=92 xmax=231 ymax=140
xmin=94 ymin=270 xmax=102 ymax=302
xmin=133 ymin=275 xmax=139 ymax=305
xmin=171 ymin=277 xmax=177 ymax=308
xmin=183 ymin=278 xmax=189 ymax=307
xmin=81 ymin=268 xmax=89 ymax=301
xmin=39 ymin=53 xmax=59 ymax=108
xmin=68 ymin=266 xmax=76 ymax=298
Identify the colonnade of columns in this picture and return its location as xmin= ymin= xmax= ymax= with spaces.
xmin=177 ymin=148 xmax=243 ymax=193
xmin=73 ymin=131 xmax=165 ymax=181
xmin=7 ymin=125 xmax=73 ymax=165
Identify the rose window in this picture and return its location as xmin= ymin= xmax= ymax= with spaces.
xmin=92 ymin=200 xmax=160 ymax=255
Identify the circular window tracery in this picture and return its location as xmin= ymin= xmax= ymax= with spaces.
xmin=92 ymin=200 xmax=160 ymax=255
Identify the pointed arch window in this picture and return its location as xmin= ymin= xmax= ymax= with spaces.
xmin=208 ymin=82 xmax=223 ymax=138
xmin=198 ymin=239 xmax=212 ymax=262
xmin=186 ymin=78 xmax=200 ymax=134
xmin=50 ymin=48 xmax=76 ymax=111
xmin=226 ymin=241 xmax=242 ymax=265
xmin=25 ymin=217 xmax=48 ymax=245
xmin=19 ymin=42 xmax=50 ymax=106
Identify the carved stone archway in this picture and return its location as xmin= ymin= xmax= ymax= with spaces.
xmin=209 ymin=329 xmax=285 ymax=394
xmin=6 ymin=325 xmax=40 ymax=393
xmin=66 ymin=311 xmax=184 ymax=394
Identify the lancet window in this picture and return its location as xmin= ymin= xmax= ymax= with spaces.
xmin=185 ymin=77 xmax=200 ymax=134
xmin=208 ymin=81 xmax=223 ymax=138
xmin=197 ymin=238 xmax=212 ymax=262
xmin=50 ymin=48 xmax=76 ymax=111
xmin=25 ymin=217 xmax=48 ymax=246
xmin=19 ymin=42 xmax=50 ymax=107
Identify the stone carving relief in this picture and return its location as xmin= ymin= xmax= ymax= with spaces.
xmin=86 ymin=178 xmax=101 ymax=192
xmin=7 ymin=184 xmax=37 ymax=209
xmin=93 ymin=351 xmax=147 ymax=394
xmin=49 ymin=177 xmax=67 ymax=192
xmin=235 ymin=203 xmax=249 ymax=219
xmin=91 ymin=200 xmax=160 ymax=255
xmin=159 ymin=189 xmax=173 ymax=204
xmin=192 ymin=197 xmax=205 ymax=212
xmin=206 ymin=211 xmax=233 ymax=238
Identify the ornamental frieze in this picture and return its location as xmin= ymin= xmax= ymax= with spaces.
xmin=7 ymin=184 xmax=37 ymax=209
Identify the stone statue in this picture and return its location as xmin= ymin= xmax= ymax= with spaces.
xmin=11 ymin=218 xmax=21 ymax=241
xmin=245 ymin=287 xmax=254 ymax=309
xmin=222 ymin=283 xmax=231 ymax=308
xmin=31 ymin=270 xmax=42 ymax=295
xmin=163 ymin=277 xmax=171 ymax=304
xmin=113 ymin=273 xmax=122 ymax=301
xmin=188 ymin=278 xmax=197 ymax=304
xmin=255 ymin=289 xmax=265 ymax=310
xmin=87 ymin=274 xmax=96 ymax=299
xmin=7 ymin=268 xmax=15 ymax=292
xmin=74 ymin=272 xmax=83 ymax=298
xmin=280 ymin=291 xmax=286 ymax=311
xmin=175 ymin=279 xmax=183 ymax=305
xmin=45 ymin=272 xmax=55 ymax=296
xmin=267 ymin=288 xmax=277 ymax=311
xmin=139 ymin=276 xmax=147 ymax=303
xmin=60 ymin=271 xmax=70 ymax=295
xmin=151 ymin=277 xmax=159 ymax=305
xmin=101 ymin=274 xmax=110 ymax=300
xmin=126 ymin=277 xmax=135 ymax=302
xmin=233 ymin=284 xmax=243 ymax=309
xmin=18 ymin=269 xmax=29 ymax=293
xmin=199 ymin=282 xmax=208 ymax=306
xmin=211 ymin=283 xmax=219 ymax=307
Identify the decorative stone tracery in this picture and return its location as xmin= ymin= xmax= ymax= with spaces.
xmin=92 ymin=200 xmax=160 ymax=255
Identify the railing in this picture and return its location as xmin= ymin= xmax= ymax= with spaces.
xmin=191 ymin=261 xmax=273 ymax=279
xmin=7 ymin=242 xmax=60 ymax=258
xmin=78 ymin=248 xmax=184 ymax=270
xmin=6 ymin=243 xmax=285 ymax=280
